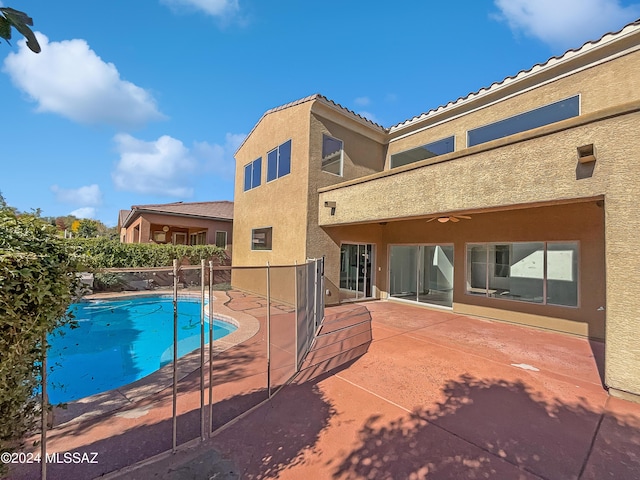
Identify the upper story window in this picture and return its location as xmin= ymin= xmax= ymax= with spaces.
xmin=322 ymin=134 xmax=343 ymax=176
xmin=267 ymin=140 xmax=292 ymax=182
xmin=467 ymin=95 xmax=580 ymax=147
xmin=243 ymin=157 xmax=262 ymax=192
xmin=390 ymin=136 xmax=455 ymax=169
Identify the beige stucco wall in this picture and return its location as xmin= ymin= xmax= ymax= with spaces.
xmin=231 ymin=101 xmax=314 ymax=296
xmin=387 ymin=44 xmax=640 ymax=161
xmin=305 ymin=106 xmax=386 ymax=303
xmin=319 ymin=108 xmax=640 ymax=396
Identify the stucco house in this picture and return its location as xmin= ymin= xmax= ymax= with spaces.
xmin=232 ymin=21 xmax=640 ymax=402
xmin=118 ymin=201 xmax=233 ymax=253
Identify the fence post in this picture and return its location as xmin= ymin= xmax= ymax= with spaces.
xmin=172 ymin=259 xmax=179 ymax=453
xmin=200 ymin=259 xmax=206 ymax=441
xmin=208 ymin=261 xmax=214 ymax=437
xmin=294 ymin=261 xmax=298 ymax=372
xmin=266 ymin=262 xmax=271 ymax=399
xmin=313 ymin=258 xmax=319 ymax=331
xmin=40 ymin=333 xmax=47 ymax=480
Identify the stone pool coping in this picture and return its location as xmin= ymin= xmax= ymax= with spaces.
xmin=51 ymin=290 xmax=259 ymax=426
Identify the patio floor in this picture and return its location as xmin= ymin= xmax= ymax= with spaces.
xmin=113 ymin=300 xmax=640 ymax=480
xmin=10 ymin=296 xmax=640 ymax=480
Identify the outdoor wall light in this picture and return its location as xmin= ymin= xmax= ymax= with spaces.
xmin=577 ymin=143 xmax=596 ymax=163
xmin=324 ymin=201 xmax=336 ymax=208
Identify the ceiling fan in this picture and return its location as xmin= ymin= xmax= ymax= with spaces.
xmin=426 ymin=215 xmax=472 ymax=223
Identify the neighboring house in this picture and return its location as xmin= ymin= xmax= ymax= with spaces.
xmin=118 ymin=201 xmax=233 ymax=253
xmin=232 ymin=20 xmax=640 ymax=402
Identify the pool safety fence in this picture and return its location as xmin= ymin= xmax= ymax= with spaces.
xmin=33 ymin=258 xmax=324 ymax=480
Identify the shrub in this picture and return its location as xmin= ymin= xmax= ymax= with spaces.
xmin=0 ymin=209 xmax=78 ymax=473
xmin=67 ymin=238 xmax=228 ymax=269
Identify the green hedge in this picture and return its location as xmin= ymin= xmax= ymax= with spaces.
xmin=0 ymin=210 xmax=78 ymax=472
xmin=67 ymin=238 xmax=228 ymax=269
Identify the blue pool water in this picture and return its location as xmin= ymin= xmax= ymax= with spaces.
xmin=46 ymin=296 xmax=236 ymax=404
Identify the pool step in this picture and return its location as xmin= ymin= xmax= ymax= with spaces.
xmin=294 ymin=304 xmax=372 ymax=384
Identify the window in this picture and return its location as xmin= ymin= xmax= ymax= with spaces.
xmin=244 ymin=158 xmax=262 ymax=191
xmin=267 ymin=140 xmax=292 ymax=182
xmin=466 ymin=242 xmax=578 ymax=306
xmin=153 ymin=231 xmax=167 ymax=243
xmin=251 ymin=227 xmax=272 ymax=251
xmin=215 ymin=231 xmax=227 ymax=249
xmin=390 ymin=136 xmax=455 ymax=169
xmin=189 ymin=231 xmax=207 ymax=245
xmin=468 ymin=96 xmax=580 ymax=147
xmin=322 ymin=134 xmax=343 ymax=176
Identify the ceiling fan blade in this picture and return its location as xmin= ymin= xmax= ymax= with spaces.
xmin=426 ymin=217 xmax=437 ymax=223
xmin=450 ymin=217 xmax=460 ymax=222
xmin=456 ymin=215 xmax=472 ymax=220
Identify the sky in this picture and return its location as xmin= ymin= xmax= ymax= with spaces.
xmin=1 ymin=0 xmax=639 ymax=226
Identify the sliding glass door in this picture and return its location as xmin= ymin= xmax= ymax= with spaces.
xmin=340 ymin=243 xmax=374 ymax=301
xmin=390 ymin=244 xmax=454 ymax=307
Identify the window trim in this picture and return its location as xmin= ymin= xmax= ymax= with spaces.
xmin=389 ymin=135 xmax=456 ymax=169
xmin=321 ymin=134 xmax=344 ymax=177
xmin=467 ymin=95 xmax=580 ymax=147
xmin=267 ymin=139 xmax=292 ymax=183
xmin=215 ymin=230 xmax=227 ymax=249
xmin=243 ymin=157 xmax=262 ymax=191
xmin=251 ymin=227 xmax=273 ymax=251
xmin=464 ymin=241 xmax=580 ymax=308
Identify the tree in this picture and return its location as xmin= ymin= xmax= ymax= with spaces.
xmin=0 ymin=7 xmax=40 ymax=53
xmin=77 ymin=219 xmax=98 ymax=238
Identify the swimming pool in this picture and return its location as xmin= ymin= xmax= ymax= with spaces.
xmin=46 ymin=295 xmax=236 ymax=404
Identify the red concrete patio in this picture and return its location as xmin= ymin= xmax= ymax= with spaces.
xmin=116 ymin=301 xmax=640 ymax=480
xmin=9 ymin=295 xmax=640 ymax=480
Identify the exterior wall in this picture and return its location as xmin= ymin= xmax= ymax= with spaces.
xmin=318 ymin=103 xmax=640 ymax=398
xmin=232 ymin=101 xmax=314 ymax=295
xmin=386 ymin=45 xmax=640 ymax=162
xmin=306 ymin=105 xmax=386 ymax=303
xmin=122 ymin=212 xmax=233 ymax=253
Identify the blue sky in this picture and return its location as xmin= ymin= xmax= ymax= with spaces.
xmin=1 ymin=0 xmax=639 ymax=226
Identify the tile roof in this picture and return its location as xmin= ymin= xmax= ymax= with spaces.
xmin=122 ymin=201 xmax=233 ymax=228
xmin=389 ymin=18 xmax=640 ymax=132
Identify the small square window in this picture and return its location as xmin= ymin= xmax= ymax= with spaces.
xmin=215 ymin=231 xmax=227 ymax=249
xmin=251 ymin=227 xmax=272 ymax=251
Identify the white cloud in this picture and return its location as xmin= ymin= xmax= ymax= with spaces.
xmin=2 ymin=33 xmax=164 ymax=127
xmin=112 ymin=134 xmax=197 ymax=197
xmin=70 ymin=207 xmax=96 ymax=219
xmin=194 ymin=132 xmax=246 ymax=179
xmin=51 ymin=184 xmax=102 ymax=206
xmin=354 ymin=96 xmax=371 ymax=107
xmin=494 ymin=0 xmax=640 ymax=49
xmin=160 ymin=0 xmax=239 ymax=17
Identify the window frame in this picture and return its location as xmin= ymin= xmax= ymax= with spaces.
xmin=465 ymin=241 xmax=580 ymax=308
xmin=267 ymin=139 xmax=292 ymax=183
xmin=467 ymin=95 xmax=580 ymax=147
xmin=321 ymin=134 xmax=344 ymax=176
xmin=390 ymin=136 xmax=456 ymax=169
xmin=215 ymin=230 xmax=227 ymax=249
xmin=251 ymin=227 xmax=273 ymax=251
xmin=243 ymin=157 xmax=262 ymax=191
